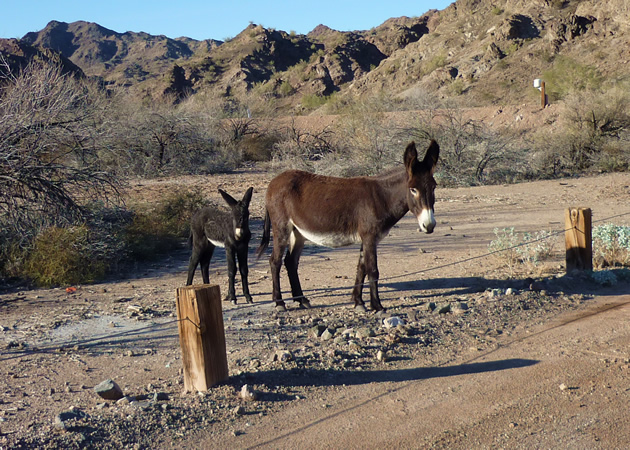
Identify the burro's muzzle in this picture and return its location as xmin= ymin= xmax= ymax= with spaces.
xmin=418 ymin=208 xmax=436 ymax=234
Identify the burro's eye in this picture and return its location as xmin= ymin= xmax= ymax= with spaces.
xmin=410 ymin=188 xmax=419 ymax=196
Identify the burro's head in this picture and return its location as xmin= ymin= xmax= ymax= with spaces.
xmin=403 ymin=140 xmax=439 ymax=234
xmin=219 ymin=187 xmax=254 ymax=240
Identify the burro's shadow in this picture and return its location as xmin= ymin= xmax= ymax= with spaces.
xmin=248 ymin=358 xmax=538 ymax=388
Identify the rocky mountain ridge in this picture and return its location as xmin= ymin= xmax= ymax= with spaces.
xmin=2 ymin=0 xmax=629 ymax=110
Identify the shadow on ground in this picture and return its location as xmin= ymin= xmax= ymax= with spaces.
xmin=246 ymin=358 xmax=539 ymax=389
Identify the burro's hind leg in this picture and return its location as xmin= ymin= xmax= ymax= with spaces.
xmin=269 ymin=227 xmax=289 ymax=311
xmin=284 ymin=229 xmax=310 ymax=309
xmin=351 ymin=244 xmax=368 ymax=311
xmin=363 ymin=239 xmax=384 ymax=312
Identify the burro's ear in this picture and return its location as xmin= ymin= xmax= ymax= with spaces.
xmin=242 ymin=187 xmax=254 ymax=206
xmin=403 ymin=141 xmax=418 ymax=174
xmin=219 ymin=188 xmax=238 ymax=207
xmin=422 ymin=139 xmax=439 ymax=173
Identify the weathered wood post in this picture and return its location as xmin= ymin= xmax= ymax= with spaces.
xmin=176 ymin=285 xmax=228 ymax=392
xmin=565 ymin=207 xmax=592 ymax=272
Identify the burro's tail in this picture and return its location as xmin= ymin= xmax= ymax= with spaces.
xmin=256 ymin=209 xmax=271 ymax=259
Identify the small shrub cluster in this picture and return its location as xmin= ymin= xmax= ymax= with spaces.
xmin=124 ymin=188 xmax=207 ymax=262
xmin=24 ymin=225 xmax=110 ymax=286
xmin=1 ymin=189 xmax=204 ymax=287
xmin=592 ymin=223 xmax=630 ymax=268
xmin=488 ymin=227 xmax=556 ymax=277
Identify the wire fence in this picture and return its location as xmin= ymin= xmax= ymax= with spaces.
xmin=2 ymin=210 xmax=630 ymax=360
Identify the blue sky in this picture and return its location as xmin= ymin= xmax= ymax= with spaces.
xmin=2 ymin=1 xmax=453 ymax=41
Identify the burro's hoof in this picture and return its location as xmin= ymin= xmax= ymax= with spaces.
xmin=354 ymin=304 xmax=367 ymax=312
xmin=231 ymin=299 xmax=237 ymax=306
xmin=246 ymin=298 xmax=254 ymax=304
xmin=275 ymin=303 xmax=287 ymax=312
xmin=299 ymin=300 xmax=311 ymax=309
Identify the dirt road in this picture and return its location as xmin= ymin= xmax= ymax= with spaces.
xmin=207 ymin=293 xmax=630 ymax=449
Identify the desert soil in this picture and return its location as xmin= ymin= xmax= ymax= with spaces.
xmin=1 ymin=168 xmax=630 ymax=449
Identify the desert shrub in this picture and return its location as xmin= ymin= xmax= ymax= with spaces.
xmin=489 ymin=228 xmax=556 ymax=277
xmin=301 ymin=93 xmax=334 ymax=110
xmin=24 ymin=225 xmax=107 ymax=286
xmin=330 ymin=94 xmax=409 ymax=175
xmin=532 ymin=85 xmax=630 ymax=175
xmin=0 ymin=58 xmax=121 ymax=240
xmin=421 ymin=52 xmax=448 ymax=76
xmin=278 ymin=80 xmax=295 ymax=97
xmin=517 ymin=230 xmax=556 ymax=269
xmin=103 ymin=96 xmax=227 ymax=176
xmin=271 ymin=118 xmax=336 ymax=172
xmin=592 ymin=223 xmax=630 ymax=268
xmin=542 ymin=56 xmax=603 ymax=101
xmin=488 ymin=228 xmax=522 ymax=277
xmin=2 ymin=202 xmax=132 ymax=286
xmin=124 ymin=188 xmax=207 ymax=261
xmin=411 ymin=106 xmax=523 ymax=186
xmin=590 ymin=269 xmax=618 ymax=286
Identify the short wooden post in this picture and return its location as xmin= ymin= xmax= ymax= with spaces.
xmin=541 ymin=81 xmax=547 ymax=108
xmin=176 ymin=285 xmax=228 ymax=392
xmin=565 ymin=207 xmax=592 ymax=272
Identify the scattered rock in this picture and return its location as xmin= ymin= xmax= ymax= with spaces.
xmin=274 ymin=350 xmax=294 ymax=362
xmin=153 ymin=392 xmax=169 ymax=402
xmin=240 ymin=384 xmax=257 ymax=402
xmin=436 ymin=304 xmax=451 ymax=314
xmin=54 ymin=408 xmax=88 ymax=431
xmin=116 ymin=396 xmax=135 ymax=405
xmin=308 ymin=325 xmax=327 ymax=339
xmin=94 ymin=379 xmax=124 ymax=401
xmin=321 ymin=328 xmax=336 ymax=341
xmin=452 ymin=302 xmax=469 ymax=314
xmin=383 ymin=316 xmax=405 ymax=328
xmin=356 ymin=327 xmax=376 ymax=339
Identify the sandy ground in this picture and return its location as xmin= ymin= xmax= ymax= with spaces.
xmin=1 ymin=169 xmax=630 ymax=449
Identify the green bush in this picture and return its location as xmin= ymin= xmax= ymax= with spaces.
xmin=301 ymin=93 xmax=333 ymax=110
xmin=489 ymin=228 xmax=556 ymax=277
xmin=542 ymin=56 xmax=603 ymax=101
xmin=593 ymin=223 xmax=630 ymax=268
xmin=24 ymin=225 xmax=109 ymax=287
xmin=124 ymin=188 xmax=207 ymax=261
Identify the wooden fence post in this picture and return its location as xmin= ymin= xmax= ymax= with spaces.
xmin=565 ymin=207 xmax=592 ymax=272
xmin=176 ymin=285 xmax=228 ymax=392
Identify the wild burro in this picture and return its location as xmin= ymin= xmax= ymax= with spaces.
xmin=187 ymin=187 xmax=254 ymax=305
xmin=257 ymin=140 xmax=439 ymax=312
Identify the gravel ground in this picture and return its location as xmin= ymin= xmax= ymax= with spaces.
xmin=1 ymin=169 xmax=629 ymax=449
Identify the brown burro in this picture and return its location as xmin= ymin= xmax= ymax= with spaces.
xmin=187 ymin=187 xmax=254 ymax=305
xmin=257 ymin=140 xmax=439 ymax=312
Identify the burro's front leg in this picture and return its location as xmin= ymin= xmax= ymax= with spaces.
xmin=236 ymin=243 xmax=253 ymax=304
xmin=225 ymin=245 xmax=238 ymax=304
xmin=363 ymin=239 xmax=384 ymax=312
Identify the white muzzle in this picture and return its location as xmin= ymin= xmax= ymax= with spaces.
xmin=418 ymin=208 xmax=436 ymax=234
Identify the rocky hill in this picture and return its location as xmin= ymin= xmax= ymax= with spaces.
xmin=3 ymin=0 xmax=630 ymax=110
